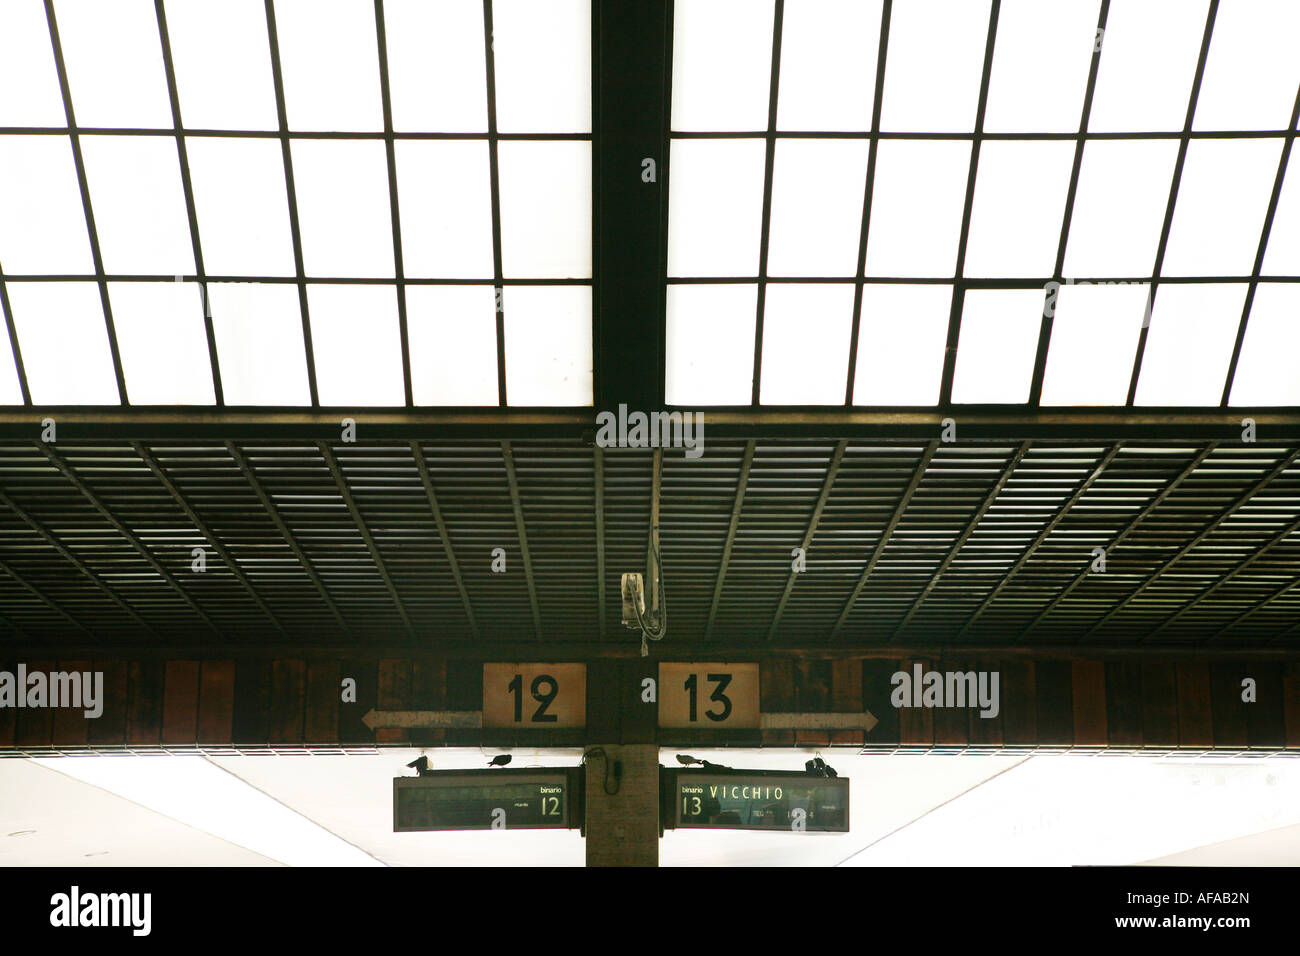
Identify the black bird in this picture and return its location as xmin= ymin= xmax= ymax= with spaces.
xmin=406 ymin=755 xmax=432 ymax=776
xmin=487 ymin=754 xmax=512 ymax=767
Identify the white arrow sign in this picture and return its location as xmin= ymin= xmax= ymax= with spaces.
xmin=361 ymin=709 xmax=483 ymax=730
xmin=759 ymin=711 xmax=878 ymax=732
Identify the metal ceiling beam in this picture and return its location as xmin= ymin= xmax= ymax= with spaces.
xmin=374 ymin=0 xmax=413 ymax=408
xmin=0 ymin=269 xmax=31 ymax=405
xmin=42 ymin=0 xmax=128 ymax=405
xmin=1208 ymin=574 xmax=1300 ymax=644
xmin=843 ymin=0 xmax=892 ymax=405
xmin=0 ymin=488 xmax=156 ymax=634
xmin=704 ymin=440 xmax=755 ymax=640
xmin=318 ymin=443 xmax=415 ymax=637
xmin=594 ymin=446 xmax=607 ymax=638
xmin=1152 ymin=512 xmax=1300 ymax=642
xmin=482 ymin=0 xmax=507 ymax=405
xmin=750 ymin=0 xmax=785 ymax=404
xmin=1221 ymin=83 xmax=1300 ymax=405
xmin=593 ymin=0 xmax=669 ymax=409
xmin=501 ymin=441 xmax=542 ymax=639
xmin=0 ymin=555 xmax=93 ymax=638
xmin=1018 ymin=443 xmax=1218 ymax=639
xmin=1124 ymin=0 xmax=1218 ymax=404
xmin=224 ymin=442 xmax=352 ymax=635
xmin=890 ymin=440 xmax=1030 ymax=639
xmin=937 ymin=0 xmax=1001 ymax=404
xmin=6 ymin=640 xmax=1295 ymax=663
xmin=1095 ymin=447 xmax=1300 ymax=640
xmin=154 ymin=0 xmax=223 ymax=406
xmin=1028 ymin=0 xmax=1110 ymax=404
xmin=831 ymin=440 xmax=938 ymax=638
xmin=263 ymin=0 xmax=319 ymax=405
xmin=956 ymin=442 xmax=1121 ymax=638
xmin=35 ymin=443 xmax=219 ymax=633
xmin=131 ymin=441 xmax=286 ymax=635
xmin=766 ymin=440 xmax=847 ymax=640
xmin=5 ymin=408 xmax=1299 ymax=441
xmin=410 ymin=441 xmax=478 ymax=639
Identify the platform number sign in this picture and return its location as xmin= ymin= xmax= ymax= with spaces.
xmin=483 ymin=663 xmax=586 ymax=728
xmin=658 ymin=663 xmax=759 ymax=728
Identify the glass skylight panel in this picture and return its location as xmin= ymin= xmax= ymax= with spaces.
xmin=1261 ymin=148 xmax=1300 ymax=275
xmin=759 ymin=284 xmax=853 ymax=405
xmin=878 ymin=0 xmax=991 ymax=133
xmin=384 ymin=0 xmax=487 ymax=133
xmin=775 ymin=0 xmax=881 ymax=132
xmin=1228 ymin=284 xmax=1300 ymax=406
xmin=1087 ymin=0 xmax=1208 ymax=133
xmin=290 ymin=140 xmax=394 ymax=279
xmin=502 ymin=286 xmax=592 ymax=406
xmin=964 ymin=141 xmax=1075 ymax=278
xmin=1134 ymin=283 xmax=1245 ymax=405
xmin=0 ymin=0 xmax=67 ymax=126
xmin=1040 ymin=283 xmax=1149 ymax=406
xmin=852 ymin=284 xmax=952 ymax=405
xmin=950 ymin=289 xmax=1044 ymax=404
xmin=667 ymin=139 xmax=765 ymax=277
xmin=0 ymin=136 xmax=93 ymax=274
xmin=273 ymin=0 xmax=383 ymax=132
xmin=407 ymin=285 xmax=499 ymax=406
xmin=396 ymin=141 xmax=494 ymax=279
xmin=1192 ymin=0 xmax=1300 ymax=132
xmin=53 ymin=0 xmax=172 ymax=128
xmin=493 ymin=0 xmax=590 ymax=134
xmin=1063 ymin=140 xmax=1179 ymax=278
xmin=107 ymin=282 xmax=215 ymax=405
xmin=307 ymin=284 xmax=405 ymax=406
xmin=497 ymin=141 xmax=591 ymax=279
xmin=1161 ymin=138 xmax=1284 ymax=277
xmin=766 ymin=139 xmax=869 ymax=277
xmin=209 ymin=283 xmax=310 ymax=405
xmin=185 ymin=137 xmax=295 ymax=277
xmin=79 ymin=136 xmax=194 ymax=276
xmin=665 ymin=284 xmax=756 ymax=405
xmin=864 ymin=140 xmax=971 ymax=277
xmin=671 ymin=0 xmax=775 ymax=132
xmin=0 ymin=329 xmax=22 ymax=404
xmin=7 ymin=282 xmax=119 ymax=404
xmin=982 ymin=0 xmax=1100 ymax=134
xmin=164 ymin=0 xmax=279 ymax=131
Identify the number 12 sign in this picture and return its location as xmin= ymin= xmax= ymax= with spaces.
xmin=483 ymin=663 xmax=586 ymax=728
xmin=657 ymin=663 xmax=759 ymax=728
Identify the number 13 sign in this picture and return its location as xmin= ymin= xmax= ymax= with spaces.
xmin=657 ymin=662 xmax=759 ymax=728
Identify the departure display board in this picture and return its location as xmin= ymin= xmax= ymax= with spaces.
xmin=393 ymin=769 xmax=577 ymax=832
xmin=666 ymin=770 xmax=849 ymax=833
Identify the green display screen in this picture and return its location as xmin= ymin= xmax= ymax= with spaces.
xmin=672 ymin=773 xmax=849 ymax=832
xmin=393 ymin=773 xmax=570 ymax=831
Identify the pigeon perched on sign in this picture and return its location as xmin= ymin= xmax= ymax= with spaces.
xmin=487 ymin=754 xmax=513 ymax=767
xmin=406 ymin=755 xmax=432 ymax=776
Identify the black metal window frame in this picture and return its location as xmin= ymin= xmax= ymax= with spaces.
xmin=0 ymin=0 xmax=594 ymax=411
xmin=661 ymin=0 xmax=1300 ymax=412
